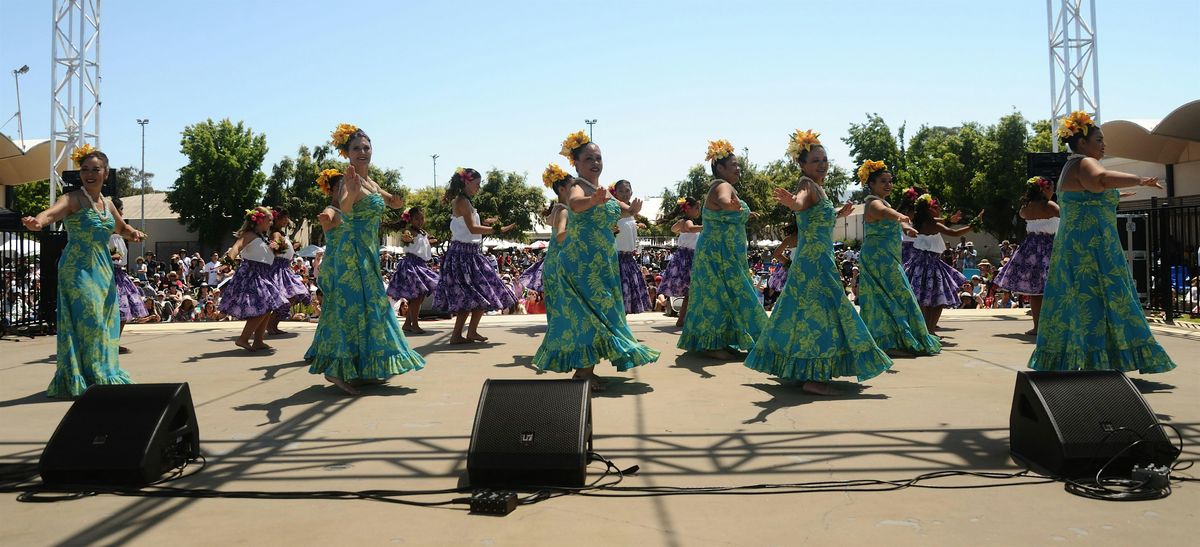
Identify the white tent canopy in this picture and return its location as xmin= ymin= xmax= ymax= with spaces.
xmin=0 ymin=134 xmax=69 ymax=187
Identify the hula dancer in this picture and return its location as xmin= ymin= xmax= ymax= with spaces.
xmin=611 ymin=179 xmax=650 ymax=314
xmin=265 ymin=207 xmax=310 ymax=335
xmin=1029 ymin=112 xmax=1174 ymax=373
xmin=109 ymin=197 xmax=148 ymax=354
xmin=677 ymin=139 xmax=767 ymax=360
xmin=386 ymin=206 xmax=440 ymax=334
xmin=992 ymin=177 xmax=1058 ymax=336
xmin=219 ymin=206 xmax=289 ymax=352
xmin=305 ymin=125 xmax=425 ymax=395
xmin=532 ymin=132 xmax=658 ymax=390
xmin=432 ymin=167 xmax=519 ymax=344
xmin=657 ymin=197 xmax=702 ymax=326
xmin=766 ymin=224 xmax=798 ymax=296
xmin=745 ymin=130 xmax=891 ymax=395
xmin=905 ymin=194 xmax=983 ymax=333
xmin=856 ymin=160 xmax=940 ymax=356
xmin=22 ymin=146 xmax=145 ymax=397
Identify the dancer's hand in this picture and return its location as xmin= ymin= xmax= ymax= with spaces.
xmin=629 ymin=197 xmax=643 ymax=215
xmin=836 ymin=202 xmax=855 ymax=218
xmin=20 ymin=216 xmax=43 ymax=231
xmin=774 ymin=188 xmax=800 ymax=211
xmin=592 ymin=186 xmax=610 ymax=205
xmin=902 ymin=225 xmax=918 ymax=237
xmin=948 ymin=210 xmax=964 ymax=224
xmin=894 ymin=213 xmax=911 ymax=224
xmin=748 ymin=211 xmax=761 ymax=219
xmin=1139 ymin=176 xmax=1162 ymax=189
xmin=499 ymin=223 xmax=518 ymax=233
xmin=483 ymin=217 xmax=498 ymax=226
xmin=1119 ymin=191 xmax=1136 ymax=199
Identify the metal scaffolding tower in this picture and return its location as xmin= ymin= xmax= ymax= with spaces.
xmin=49 ymin=0 xmax=102 ymax=202
xmin=1047 ymin=0 xmax=1100 ymax=152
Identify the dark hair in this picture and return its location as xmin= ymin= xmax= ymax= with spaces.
xmin=442 ymin=168 xmax=480 ymax=204
xmin=658 ymin=197 xmax=700 ymax=225
xmin=570 ymin=141 xmax=599 ymax=163
xmin=897 ymin=185 xmax=927 ymax=217
xmin=793 ymin=144 xmax=825 ymax=167
xmin=1060 ymin=126 xmax=1097 ymax=151
xmin=913 ymin=198 xmax=936 ymax=231
xmin=272 ymin=206 xmax=290 ymax=218
xmin=1020 ymin=181 xmax=1051 ymax=206
xmin=78 ymin=150 xmax=110 ymax=168
xmin=613 ymin=179 xmax=632 ymax=193
xmin=336 ymin=129 xmax=371 ymax=156
xmin=710 ymin=155 xmax=737 ymax=177
xmin=111 ymin=195 xmax=124 ymax=213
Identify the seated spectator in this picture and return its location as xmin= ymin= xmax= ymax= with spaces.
xmin=995 ymin=290 xmax=1017 ymax=309
xmin=198 ymin=299 xmax=226 ymax=321
xmin=958 ymin=281 xmax=981 ymax=309
xmin=173 ymin=296 xmax=198 ymax=322
xmin=137 ymin=297 xmax=162 ymax=323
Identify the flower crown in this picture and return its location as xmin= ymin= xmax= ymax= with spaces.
xmin=401 ymin=208 xmax=412 ymax=223
xmin=902 ymin=187 xmax=919 ymax=203
xmin=705 ymin=139 xmax=735 ymax=162
xmin=786 ymin=129 xmax=822 ymax=164
xmin=559 ymin=130 xmax=591 ymax=165
xmin=244 ymin=207 xmax=271 ymax=224
xmin=916 ymin=193 xmax=939 ymax=209
xmin=542 ymin=163 xmax=569 ymax=188
xmin=1027 ymin=176 xmax=1052 ymax=193
xmin=1056 ymin=111 xmax=1095 ymax=141
xmin=70 ymin=144 xmax=98 ymax=167
xmin=316 ymin=168 xmax=341 ymax=196
xmin=676 ymin=197 xmax=692 ymax=211
xmin=330 ymin=123 xmax=359 ymax=158
xmin=857 ymin=160 xmax=888 ymax=183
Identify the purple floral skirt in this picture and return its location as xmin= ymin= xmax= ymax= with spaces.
xmin=114 ymin=267 xmax=148 ymax=322
xmin=218 ymin=259 xmax=289 ymax=319
xmin=618 ymin=252 xmax=650 ymax=313
xmin=432 ymin=241 xmax=517 ymax=313
xmin=993 ymin=232 xmax=1054 ymax=296
xmin=657 ymin=247 xmax=694 ymax=297
xmin=904 ymin=248 xmax=966 ymax=308
xmin=387 ymin=254 xmax=440 ymax=301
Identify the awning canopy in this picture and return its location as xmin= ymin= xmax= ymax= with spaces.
xmin=0 ymin=134 xmax=69 ymax=186
xmin=1101 ymin=100 xmax=1200 ymax=165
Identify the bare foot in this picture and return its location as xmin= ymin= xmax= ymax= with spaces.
xmin=675 ymin=319 xmax=684 ymax=328
xmin=704 ymin=349 xmax=738 ymax=360
xmin=1024 ymin=328 xmax=1038 ymax=336
xmin=403 ymin=325 xmax=427 ymax=335
xmin=235 ymin=340 xmax=256 ymax=352
xmin=325 ymin=374 xmax=360 ymax=396
xmin=449 ymin=336 xmax=475 ymax=345
xmin=801 ymin=381 xmax=842 ymax=396
xmin=252 ymin=342 xmax=273 ymax=351
xmin=266 ymin=329 xmax=287 ymax=335
xmin=466 ymin=332 xmax=489 ymax=342
xmin=351 ymin=378 xmax=389 ymax=387
xmin=118 ymin=346 xmax=132 ymax=355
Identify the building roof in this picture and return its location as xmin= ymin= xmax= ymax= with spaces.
xmin=120 ymin=192 xmax=177 ymax=220
xmin=1101 ymin=100 xmax=1200 ymax=164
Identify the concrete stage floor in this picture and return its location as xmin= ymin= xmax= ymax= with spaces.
xmin=1 ymin=309 xmax=1197 ymax=546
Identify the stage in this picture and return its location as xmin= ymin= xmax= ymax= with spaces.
xmin=1 ymin=309 xmax=1197 ymax=546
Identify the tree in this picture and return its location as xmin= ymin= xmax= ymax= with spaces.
xmin=471 ymin=169 xmax=545 ymax=242
xmin=166 ymin=118 xmax=269 ymax=249
xmin=10 ymin=179 xmax=50 ymax=216
xmin=114 ymin=166 xmax=156 ymax=197
xmin=842 ymin=113 xmax=902 ymax=170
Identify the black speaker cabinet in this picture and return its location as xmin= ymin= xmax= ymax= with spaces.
xmin=40 ymin=383 xmax=201 ymax=487
xmin=1009 ymin=371 xmax=1179 ymax=478
xmin=467 ymin=379 xmax=591 ymax=488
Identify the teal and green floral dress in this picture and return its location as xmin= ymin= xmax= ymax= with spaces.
xmin=533 ymin=198 xmax=659 ymax=372
xmin=858 ymin=198 xmax=941 ymax=355
xmin=677 ymin=197 xmax=767 ymax=352
xmin=306 ymin=194 xmax=425 ymax=380
xmin=745 ymin=193 xmax=892 ymax=381
xmin=1029 ymin=169 xmax=1175 ymax=373
xmin=49 ymin=198 xmax=132 ymax=397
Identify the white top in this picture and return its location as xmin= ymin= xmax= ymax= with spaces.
xmin=240 ymin=236 xmax=276 ymax=265
xmin=450 ymin=211 xmax=483 ymax=244
xmin=914 ymin=234 xmax=947 ymax=254
xmin=277 ymin=233 xmax=295 ymax=260
xmin=108 ymin=234 xmax=128 ymax=267
xmin=404 ymin=232 xmax=433 ymax=261
xmin=900 ymin=233 xmax=916 ymax=243
xmin=677 ymin=231 xmax=699 ymax=250
xmin=616 ymin=216 xmax=638 ymax=252
xmin=1025 ymin=217 xmax=1060 ymax=234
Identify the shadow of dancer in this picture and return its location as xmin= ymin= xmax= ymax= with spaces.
xmin=742 ymin=380 xmax=888 ymax=424
xmin=234 ymin=384 xmax=416 ymax=425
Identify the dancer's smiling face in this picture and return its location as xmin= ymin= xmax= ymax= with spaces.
xmin=347 ymin=135 xmax=372 ymax=166
xmin=573 ymin=143 xmax=603 ymax=182
xmin=800 ymin=146 xmax=828 ymax=182
xmin=79 ymin=156 xmax=108 ymax=187
xmin=868 ymin=170 xmax=893 ymax=197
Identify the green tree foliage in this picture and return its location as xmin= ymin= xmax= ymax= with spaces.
xmin=10 ymin=179 xmax=50 ymax=216
xmin=114 ymin=166 xmax=156 ymax=197
xmin=166 ymin=119 xmax=269 ymax=248
xmin=471 ymin=169 xmax=545 ymax=242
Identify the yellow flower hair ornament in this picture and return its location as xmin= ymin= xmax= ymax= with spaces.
xmin=786 ymin=129 xmax=822 ymax=164
xmin=315 ymin=168 xmax=341 ymax=196
xmin=916 ymin=193 xmax=939 ymax=210
xmin=705 ymin=139 xmax=735 ymax=162
xmin=330 ymin=123 xmax=359 ymax=157
xmin=1027 ymin=176 xmax=1052 ymax=193
xmin=559 ymin=130 xmax=591 ymax=164
xmin=857 ymin=160 xmax=888 ymax=183
xmin=244 ymin=207 xmax=271 ymax=224
xmin=542 ymin=163 xmax=569 ymax=188
xmin=1056 ymin=111 xmax=1095 ymax=140
xmin=70 ymin=144 xmax=98 ymax=167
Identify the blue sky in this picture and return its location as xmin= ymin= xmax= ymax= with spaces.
xmin=2 ymin=1 xmax=1197 ymax=200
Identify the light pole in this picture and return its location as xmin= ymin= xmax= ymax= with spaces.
xmin=584 ymin=119 xmax=597 ymax=139
xmin=137 ymin=118 xmax=149 ymax=257
xmin=10 ymin=65 xmax=29 ymax=146
xmin=431 ymin=154 xmax=439 ymax=189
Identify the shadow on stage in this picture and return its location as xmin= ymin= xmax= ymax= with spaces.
xmin=742 ymin=380 xmax=889 ymax=424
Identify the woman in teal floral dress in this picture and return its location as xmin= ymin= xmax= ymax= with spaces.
xmin=678 ymin=139 xmax=767 ymax=360
xmin=533 ymin=132 xmax=658 ymax=391
xmin=22 ymin=147 xmax=146 ymax=397
xmin=856 ymin=160 xmax=941 ymax=356
xmin=305 ymin=126 xmax=425 ymax=395
xmin=1028 ymin=112 xmax=1175 ymax=374
xmin=745 ymin=131 xmax=891 ymax=396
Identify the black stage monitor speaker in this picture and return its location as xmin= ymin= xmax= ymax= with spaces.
xmin=39 ymin=383 xmax=201 ymax=487
xmin=468 ymin=379 xmax=591 ymax=488
xmin=1009 ymin=371 xmax=1179 ymax=478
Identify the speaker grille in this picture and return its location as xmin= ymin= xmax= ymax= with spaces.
xmin=1030 ymin=372 xmax=1160 ymax=454
xmin=473 ymin=380 xmax=586 ymax=456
